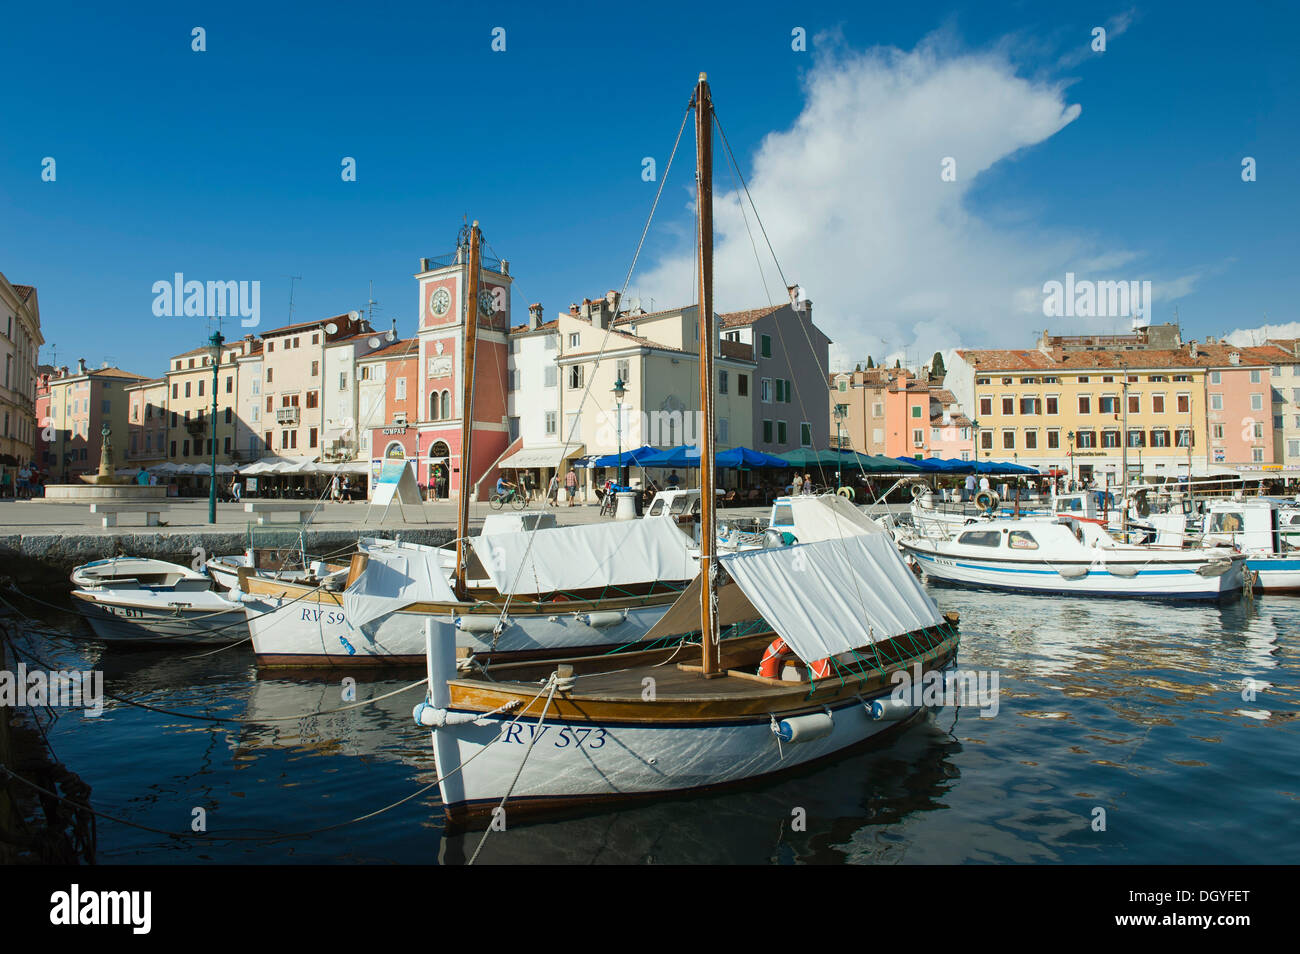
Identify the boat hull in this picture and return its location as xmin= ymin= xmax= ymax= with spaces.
xmin=905 ymin=547 xmax=1243 ymax=600
xmin=72 ymin=593 xmax=248 ymax=645
xmin=431 ymin=676 xmax=948 ymax=824
xmin=242 ymin=591 xmax=683 ymax=666
xmin=1245 ymin=557 xmax=1300 ymax=593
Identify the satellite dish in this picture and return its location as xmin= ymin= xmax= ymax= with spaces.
xmin=348 ymin=310 xmax=360 ymax=321
xmin=368 ymin=336 xmax=381 ymax=349
xmin=324 ymin=322 xmax=338 ymax=335
xmin=385 ymin=329 xmax=396 ymax=342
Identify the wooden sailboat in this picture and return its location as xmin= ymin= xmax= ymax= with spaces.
xmin=415 ymin=74 xmax=961 ymax=825
xmin=236 ymin=223 xmax=698 ymax=667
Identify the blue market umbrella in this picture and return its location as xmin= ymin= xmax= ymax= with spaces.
xmin=589 ymin=444 xmax=664 ymax=467
xmin=715 ymin=447 xmax=790 ymax=469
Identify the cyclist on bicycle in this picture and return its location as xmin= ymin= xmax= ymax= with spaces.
xmin=495 ymin=474 xmax=517 ymax=502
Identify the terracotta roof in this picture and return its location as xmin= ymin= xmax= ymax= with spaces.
xmin=124 ymin=377 xmax=167 ymax=388
xmin=930 ymin=388 xmax=958 ymax=405
xmin=611 ymin=306 xmax=690 ymax=326
xmin=510 ymin=320 xmax=559 ymax=334
xmin=260 ymin=313 xmax=354 ymax=338
xmin=718 ymin=304 xmax=785 ymax=328
xmin=357 ymin=337 xmax=418 ymax=360
xmin=932 ymin=412 xmax=971 ymax=427
xmin=956 ymin=343 xmax=1279 ymax=372
xmin=13 ymin=284 xmax=35 ymax=302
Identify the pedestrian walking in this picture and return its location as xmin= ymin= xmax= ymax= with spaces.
xmin=565 ymin=468 xmax=578 ymax=506
xmin=547 ymin=474 xmax=559 ymax=506
xmin=330 ymin=475 xmax=341 ymax=502
xmin=232 ymin=471 xmax=243 ymax=502
xmin=802 ymin=473 xmax=813 ymax=495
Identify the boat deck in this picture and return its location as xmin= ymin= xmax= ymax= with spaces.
xmin=492 ymin=665 xmax=790 ymax=703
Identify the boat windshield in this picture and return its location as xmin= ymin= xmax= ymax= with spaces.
xmin=1209 ymin=511 xmax=1244 ymax=534
xmin=957 ymin=530 xmax=1001 ymax=547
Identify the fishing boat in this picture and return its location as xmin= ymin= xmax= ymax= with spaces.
xmin=414 ymin=73 xmax=960 ymax=827
xmin=899 ymin=514 xmax=1245 ymax=599
xmin=70 ymin=583 xmax=246 ymax=645
xmin=1201 ymin=498 xmax=1300 ymax=592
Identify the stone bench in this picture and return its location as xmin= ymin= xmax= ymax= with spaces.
xmin=88 ymin=502 xmax=172 ymax=528
xmin=244 ymin=501 xmax=314 ymax=525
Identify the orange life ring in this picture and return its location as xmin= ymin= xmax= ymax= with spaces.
xmin=758 ymin=637 xmax=831 ymax=680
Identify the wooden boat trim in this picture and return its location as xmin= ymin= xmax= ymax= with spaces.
xmin=444 ymin=629 xmax=959 ymax=724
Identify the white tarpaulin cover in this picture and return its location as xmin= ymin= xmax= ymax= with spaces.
xmin=719 ymin=534 xmax=943 ymax=664
xmin=344 ymin=541 xmax=458 ymax=630
xmin=471 ymin=518 xmax=696 ymax=595
xmin=787 ymin=495 xmax=885 ymax=542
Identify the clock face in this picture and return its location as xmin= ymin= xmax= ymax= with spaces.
xmin=430 ymin=287 xmax=451 ymax=317
xmin=477 ymin=289 xmax=494 ymax=317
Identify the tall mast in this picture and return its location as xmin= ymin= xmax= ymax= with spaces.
xmin=455 ymin=221 xmax=482 ymax=597
xmin=695 ymin=73 xmax=719 ymax=676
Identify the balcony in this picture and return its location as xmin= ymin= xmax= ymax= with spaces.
xmin=184 ymin=418 xmax=207 ymax=436
xmin=276 ymin=407 xmax=300 ymax=425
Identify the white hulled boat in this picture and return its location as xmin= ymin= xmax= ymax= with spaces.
xmin=900 ymin=514 xmax=1244 ymax=599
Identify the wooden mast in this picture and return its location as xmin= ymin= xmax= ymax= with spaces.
xmin=695 ymin=73 xmax=720 ymax=676
xmin=454 ymin=221 xmax=483 ymax=598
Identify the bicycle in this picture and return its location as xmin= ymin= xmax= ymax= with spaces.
xmin=598 ymin=493 xmax=617 ymax=517
xmin=490 ymin=489 xmax=526 ymax=511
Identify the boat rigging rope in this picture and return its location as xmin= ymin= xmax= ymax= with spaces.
xmin=467 ymin=672 xmax=560 ymax=865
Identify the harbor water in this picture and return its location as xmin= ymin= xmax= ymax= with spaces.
xmin=6 ymin=584 xmax=1298 ymax=864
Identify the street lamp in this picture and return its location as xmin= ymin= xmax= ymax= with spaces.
xmin=1067 ymin=430 xmax=1076 ymax=489
xmin=206 ymin=330 xmax=224 ymax=524
xmin=612 ymin=375 xmax=626 ymax=487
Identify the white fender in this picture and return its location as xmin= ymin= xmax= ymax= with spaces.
xmin=772 ymin=711 xmax=834 ymax=742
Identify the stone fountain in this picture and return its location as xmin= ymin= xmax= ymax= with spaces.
xmin=39 ymin=424 xmax=167 ymax=502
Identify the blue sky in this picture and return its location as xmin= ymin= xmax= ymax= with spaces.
xmin=2 ymin=1 xmax=1295 ymax=374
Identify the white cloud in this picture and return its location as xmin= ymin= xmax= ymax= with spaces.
xmin=635 ymin=33 xmax=1172 ymax=374
xmin=1225 ymin=322 xmax=1300 ymax=347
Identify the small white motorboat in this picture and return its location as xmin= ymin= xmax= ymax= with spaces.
xmin=899 ymin=515 xmax=1245 ymax=600
xmin=70 ymin=587 xmax=248 ymax=645
xmin=70 ymin=556 xmax=212 ymax=592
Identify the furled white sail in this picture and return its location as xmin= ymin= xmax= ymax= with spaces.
xmin=343 ymin=541 xmax=459 ymax=630
xmin=470 ymin=519 xmax=696 ymax=595
xmin=719 ymin=534 xmax=943 ymax=664
xmin=786 ymin=495 xmax=885 ymax=542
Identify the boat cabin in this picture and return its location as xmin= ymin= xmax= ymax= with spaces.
xmin=1202 ymin=499 xmax=1299 ymax=555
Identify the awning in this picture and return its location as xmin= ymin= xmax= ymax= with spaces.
xmin=469 ymin=518 xmax=696 ymax=595
xmin=721 ymin=535 xmax=944 ymax=664
xmin=496 ymin=444 xmax=585 ymax=470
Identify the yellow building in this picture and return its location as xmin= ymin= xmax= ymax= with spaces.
xmin=163 ymin=340 xmax=253 ymax=464
xmin=949 ymin=348 xmax=1207 ymax=485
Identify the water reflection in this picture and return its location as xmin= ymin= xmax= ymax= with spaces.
xmin=11 ymin=584 xmax=1300 ymax=863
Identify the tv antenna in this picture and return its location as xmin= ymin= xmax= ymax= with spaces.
xmin=287 ymin=275 xmax=302 ymax=322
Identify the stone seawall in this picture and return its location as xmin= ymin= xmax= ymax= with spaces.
xmin=0 ymin=527 xmax=457 ymax=587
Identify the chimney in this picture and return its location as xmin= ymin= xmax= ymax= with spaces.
xmin=569 ymin=303 xmax=579 ymax=316
xmin=77 ymin=358 xmax=87 ymax=374
xmin=420 ymin=257 xmax=431 ymax=272
xmin=580 ymin=298 xmax=592 ymax=320
xmin=1189 ymin=341 xmax=1199 ymax=359
xmin=528 ymin=303 xmax=543 ymax=331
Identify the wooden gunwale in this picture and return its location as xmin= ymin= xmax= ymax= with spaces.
xmin=446 ymin=628 xmax=959 ymax=724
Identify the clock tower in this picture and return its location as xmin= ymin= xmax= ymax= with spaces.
xmin=414 ymin=242 xmax=512 ymax=499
